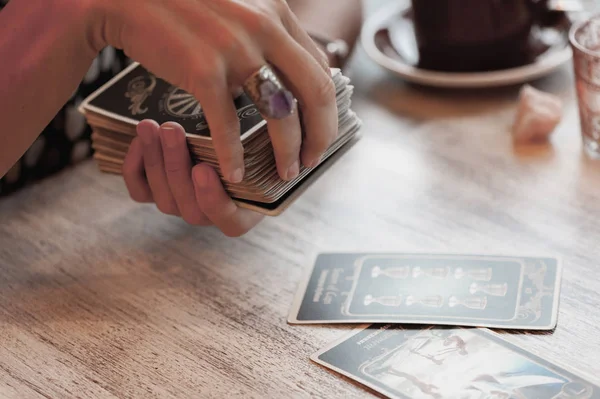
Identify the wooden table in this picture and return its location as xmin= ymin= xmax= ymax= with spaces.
xmin=3 ymin=2 xmax=600 ymax=398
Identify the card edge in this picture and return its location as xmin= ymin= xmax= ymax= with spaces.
xmin=298 ymin=252 xmax=563 ymax=259
xmin=312 ymin=324 xmax=600 ymax=396
xmin=548 ymin=256 xmax=564 ymax=330
xmin=78 ymin=61 xmax=140 ymax=115
xmin=284 ymin=319 xmax=558 ymax=329
xmin=238 ymin=132 xmax=361 ymax=217
xmin=309 ymin=324 xmax=408 ymax=399
xmin=287 ymin=253 xmax=325 ymax=324
xmin=78 ymin=61 xmax=267 ymax=142
xmin=309 ymin=323 xmax=373 ymax=361
xmin=478 ymin=327 xmax=600 ymax=386
xmin=291 ymin=253 xmax=563 ymax=328
xmin=309 ymin=356 xmax=406 ymax=399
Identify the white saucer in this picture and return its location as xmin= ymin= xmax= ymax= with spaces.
xmin=360 ymin=0 xmax=573 ymax=88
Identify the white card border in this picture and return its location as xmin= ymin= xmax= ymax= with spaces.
xmin=310 ymin=324 xmax=406 ymax=399
xmin=77 ymin=61 xmax=266 ymax=142
xmin=287 ymin=252 xmax=563 ymax=330
xmin=310 ymin=324 xmax=600 ymax=399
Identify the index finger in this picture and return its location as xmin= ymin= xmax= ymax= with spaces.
xmin=197 ymin=78 xmax=246 ymax=184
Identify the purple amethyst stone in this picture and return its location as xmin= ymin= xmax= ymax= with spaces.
xmin=259 ymin=79 xmax=294 ymax=119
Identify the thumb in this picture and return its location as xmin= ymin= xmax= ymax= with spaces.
xmin=192 ymin=163 xmax=262 ymax=237
xmin=192 ymin=163 xmax=238 ymax=222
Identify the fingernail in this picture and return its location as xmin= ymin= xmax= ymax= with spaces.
xmin=286 ymin=161 xmax=299 ymax=180
xmin=161 ymin=126 xmax=179 ymax=148
xmin=229 ymin=168 xmax=244 ymax=183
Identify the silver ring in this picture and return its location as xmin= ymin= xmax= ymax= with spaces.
xmin=242 ymin=65 xmax=296 ymax=120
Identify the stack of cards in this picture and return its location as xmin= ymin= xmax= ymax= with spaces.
xmin=287 ymin=253 xmax=591 ymax=399
xmin=78 ymin=62 xmax=361 ymax=215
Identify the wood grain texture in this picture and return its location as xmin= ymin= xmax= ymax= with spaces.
xmin=2 ymin=1 xmax=600 ymax=397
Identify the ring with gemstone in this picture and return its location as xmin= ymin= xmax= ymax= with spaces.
xmin=242 ymin=64 xmax=296 ymax=120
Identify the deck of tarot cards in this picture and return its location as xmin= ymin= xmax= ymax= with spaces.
xmin=78 ymin=62 xmax=361 ymax=215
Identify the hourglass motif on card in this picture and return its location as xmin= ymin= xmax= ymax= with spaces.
xmin=288 ymin=253 xmax=562 ymax=330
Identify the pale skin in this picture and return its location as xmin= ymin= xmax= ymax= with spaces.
xmin=0 ymin=0 xmax=361 ymax=236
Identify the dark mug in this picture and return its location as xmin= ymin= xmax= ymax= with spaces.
xmin=410 ymin=0 xmax=557 ymax=72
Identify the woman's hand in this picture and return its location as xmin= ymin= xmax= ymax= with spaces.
xmin=123 ymin=120 xmax=264 ymax=237
xmin=89 ymin=0 xmax=338 ymax=184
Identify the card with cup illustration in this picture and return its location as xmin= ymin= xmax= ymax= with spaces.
xmin=311 ymin=324 xmax=600 ymax=399
xmin=288 ymin=253 xmax=562 ymax=330
xmin=78 ymin=62 xmax=361 ymax=215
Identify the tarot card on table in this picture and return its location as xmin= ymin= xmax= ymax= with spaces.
xmin=311 ymin=324 xmax=599 ymax=399
xmin=288 ymin=253 xmax=562 ymax=329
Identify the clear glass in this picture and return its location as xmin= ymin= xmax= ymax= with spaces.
xmin=570 ymin=14 xmax=600 ymax=158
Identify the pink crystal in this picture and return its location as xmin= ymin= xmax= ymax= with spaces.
xmin=512 ymin=85 xmax=563 ymax=143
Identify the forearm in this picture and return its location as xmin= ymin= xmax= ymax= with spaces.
xmin=0 ymin=0 xmax=98 ymax=177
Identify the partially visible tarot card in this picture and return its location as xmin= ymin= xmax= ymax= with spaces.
xmin=312 ymin=324 xmax=600 ymax=399
xmin=80 ymin=62 xmax=266 ymax=141
xmin=288 ymin=253 xmax=562 ymax=330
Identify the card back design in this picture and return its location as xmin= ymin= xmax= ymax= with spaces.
xmin=79 ymin=62 xmax=362 ymax=216
xmin=80 ymin=62 xmax=265 ymax=140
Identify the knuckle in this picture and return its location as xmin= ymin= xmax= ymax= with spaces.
xmin=313 ymin=77 xmax=337 ymax=108
xmin=197 ymin=192 xmax=221 ymax=216
xmin=223 ymin=226 xmax=245 ymax=238
xmin=215 ymin=130 xmax=243 ymax=158
xmin=126 ymin=184 xmax=149 ymax=203
xmin=130 ymin=193 xmax=147 ymax=203
xmin=90 ymin=0 xmax=127 ymax=51
xmin=303 ymin=135 xmax=330 ymax=162
xmin=272 ymin=125 xmax=301 ymax=154
xmin=179 ymin=65 xmax=220 ymax=97
xmin=143 ymin=153 xmax=163 ymax=169
xmin=242 ymin=6 xmax=278 ymax=36
xmin=316 ymin=49 xmax=331 ymax=71
xmin=213 ymin=30 xmax=242 ymax=54
xmin=163 ymin=158 xmax=183 ymax=175
xmin=193 ymin=70 xmax=220 ymax=91
xmin=276 ymin=144 xmax=300 ymax=164
xmin=122 ymin=159 xmax=137 ymax=180
xmin=309 ymin=122 xmax=336 ymax=150
xmin=223 ymin=120 xmax=242 ymax=140
xmin=272 ymin=0 xmax=289 ymax=15
xmin=182 ymin=211 xmax=208 ymax=226
xmin=156 ymin=201 xmax=178 ymax=216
